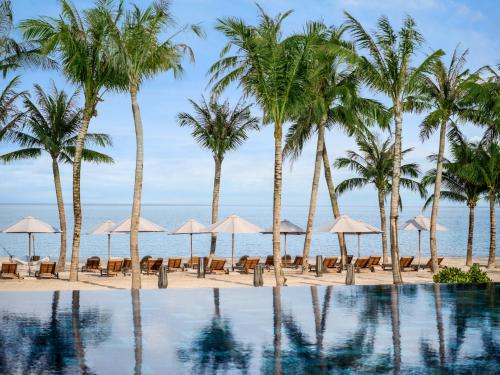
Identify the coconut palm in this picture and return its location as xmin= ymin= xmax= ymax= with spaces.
xmin=104 ymin=0 xmax=201 ymax=289
xmin=344 ymin=12 xmax=443 ymax=284
xmin=0 ymin=84 xmax=113 ymax=272
xmin=335 ymin=133 xmax=422 ymax=264
xmin=283 ymin=22 xmax=388 ymax=272
xmin=21 ymin=0 xmax=127 ymax=281
xmin=178 ymin=96 xmax=258 ymax=263
xmin=209 ymin=6 xmax=314 ymax=285
xmin=0 ymin=76 xmax=24 ymax=141
xmin=419 ymin=47 xmax=477 ymax=273
xmin=422 ymin=135 xmax=483 ymax=266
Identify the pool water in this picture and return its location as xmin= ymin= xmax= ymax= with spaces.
xmin=0 ymin=283 xmax=498 ymax=374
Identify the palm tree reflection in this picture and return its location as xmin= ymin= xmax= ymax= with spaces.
xmin=131 ymin=289 xmax=143 ymax=375
xmin=177 ymin=288 xmax=252 ymax=373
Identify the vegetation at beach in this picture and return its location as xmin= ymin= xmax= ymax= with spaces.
xmin=0 ymin=0 xmax=498 ymax=287
xmin=433 ymin=264 xmax=492 ymax=284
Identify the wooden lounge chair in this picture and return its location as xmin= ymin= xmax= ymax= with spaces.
xmin=100 ymin=259 xmax=123 ymax=277
xmin=184 ymin=256 xmax=200 ymax=269
xmin=264 ymin=255 xmax=274 ymax=271
xmin=413 ymin=257 xmax=444 ymax=270
xmin=354 ymin=257 xmax=372 ymax=273
xmin=142 ymin=258 xmax=164 ymax=274
xmin=166 ymin=257 xmax=182 ymax=272
xmin=383 ymin=256 xmax=415 ymax=271
xmin=282 ymin=255 xmax=292 ymax=267
xmin=368 ymin=256 xmax=381 ymax=270
xmin=0 ymin=262 xmax=20 ymax=279
xmin=287 ymin=256 xmax=303 ymax=269
xmin=235 ymin=255 xmax=249 ymax=268
xmin=239 ymin=257 xmax=260 ymax=274
xmin=309 ymin=256 xmax=339 ymax=272
xmin=207 ymin=258 xmax=228 ymax=274
xmin=122 ymin=258 xmax=132 ymax=275
xmin=35 ymin=262 xmax=59 ymax=279
xmin=81 ymin=256 xmax=100 ymax=272
xmin=140 ymin=255 xmax=152 ymax=272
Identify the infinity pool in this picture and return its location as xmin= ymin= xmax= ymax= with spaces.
xmin=0 ymin=283 xmax=498 ymax=374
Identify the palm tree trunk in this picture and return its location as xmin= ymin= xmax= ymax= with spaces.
xmin=390 ymin=285 xmax=401 ymax=375
xmin=130 ymin=86 xmax=144 ymax=289
xmin=302 ymin=123 xmax=324 ymax=273
xmin=273 ymin=287 xmax=282 ymax=375
xmin=208 ymin=157 xmax=222 ymax=265
xmin=72 ymin=290 xmax=88 ymax=373
xmin=69 ymin=109 xmax=93 ymax=282
xmin=322 ymin=139 xmax=348 ymax=265
xmin=466 ymin=203 xmax=475 ymax=267
xmin=377 ymin=188 xmax=388 ymax=265
xmin=389 ymin=107 xmax=403 ymax=284
xmin=273 ymin=122 xmax=285 ymax=286
xmin=487 ymin=192 xmax=496 ymax=268
xmin=433 ymin=284 xmax=445 ymax=367
xmin=131 ymin=289 xmax=142 ymax=375
xmin=52 ymin=157 xmax=67 ymax=273
xmin=429 ymin=120 xmax=447 ymax=273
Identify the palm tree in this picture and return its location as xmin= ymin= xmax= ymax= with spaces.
xmin=21 ymin=0 xmax=127 ymax=281
xmin=0 ymin=76 xmax=24 ymax=141
xmin=419 ymin=47 xmax=476 ymax=273
xmin=284 ymin=23 xmax=387 ymax=272
xmin=178 ymin=96 xmax=258 ymax=263
xmin=422 ymin=135 xmax=483 ymax=266
xmin=0 ymin=84 xmax=113 ymax=272
xmin=103 ymin=0 xmax=200 ymax=289
xmin=335 ymin=133 xmax=422 ymax=264
xmin=344 ymin=12 xmax=443 ymax=284
xmin=209 ymin=6 xmax=314 ymax=285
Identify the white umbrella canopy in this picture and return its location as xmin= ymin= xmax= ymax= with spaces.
xmin=170 ymin=219 xmax=206 ymax=264
xmin=318 ymin=215 xmax=382 ymax=257
xmin=111 ymin=217 xmax=166 ymax=233
xmin=261 ymin=219 xmax=305 ymax=259
xmin=2 ymin=216 xmax=60 ymax=274
xmin=204 ymin=215 xmax=263 ymax=270
xmin=88 ymin=220 xmax=118 ymax=260
xmin=401 ymin=214 xmax=447 ymax=270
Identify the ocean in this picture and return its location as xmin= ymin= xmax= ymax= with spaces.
xmin=0 ymin=203 xmax=496 ymax=261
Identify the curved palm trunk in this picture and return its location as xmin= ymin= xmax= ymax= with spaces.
xmin=69 ymin=110 xmax=93 ymax=282
xmin=429 ymin=120 xmax=447 ymax=273
xmin=130 ymin=86 xmax=144 ymax=289
xmin=377 ymin=188 xmax=388 ymax=265
xmin=273 ymin=123 xmax=285 ymax=286
xmin=389 ymin=108 xmax=403 ymax=284
xmin=433 ymin=284 xmax=445 ymax=367
xmin=322 ymin=140 xmax=348 ymax=265
xmin=302 ymin=123 xmax=324 ymax=273
xmin=487 ymin=192 xmax=496 ymax=269
xmin=52 ymin=157 xmax=67 ymax=273
xmin=131 ymin=289 xmax=142 ymax=375
xmin=72 ymin=290 xmax=88 ymax=373
xmin=208 ymin=157 xmax=222 ymax=265
xmin=466 ymin=203 xmax=475 ymax=267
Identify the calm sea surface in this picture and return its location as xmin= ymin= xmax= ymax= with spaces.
xmin=0 ymin=204 xmax=497 ymax=261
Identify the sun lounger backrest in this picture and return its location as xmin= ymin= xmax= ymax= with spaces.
xmin=2 ymin=262 xmax=17 ymax=274
xmin=264 ymin=256 xmax=274 ymax=266
xmin=188 ymin=256 xmax=200 ymax=267
xmin=122 ymin=258 xmax=132 ymax=269
xmin=108 ymin=259 xmax=123 ymax=272
xmin=354 ymin=257 xmax=370 ymax=268
xmin=400 ymin=256 xmax=414 ymax=268
xmin=323 ymin=257 xmax=338 ymax=268
xmin=40 ymin=262 xmax=56 ymax=275
xmin=437 ymin=257 xmax=444 ymax=265
xmin=244 ymin=257 xmax=260 ymax=271
xmin=369 ymin=256 xmax=381 ymax=266
xmin=167 ymin=258 xmax=181 ymax=269
xmin=140 ymin=256 xmax=152 ymax=269
xmin=86 ymin=257 xmax=100 ymax=270
xmin=211 ymin=259 xmax=226 ymax=271
xmin=346 ymin=255 xmax=353 ymax=264
xmin=293 ymin=256 xmax=303 ymax=267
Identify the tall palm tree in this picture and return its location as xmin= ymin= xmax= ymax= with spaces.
xmin=419 ymin=47 xmax=476 ymax=273
xmin=105 ymin=0 xmax=201 ymax=289
xmin=422 ymin=135 xmax=483 ymax=266
xmin=335 ymin=133 xmax=422 ymax=264
xmin=0 ymin=84 xmax=113 ymax=272
xmin=178 ymin=96 xmax=258 ymax=263
xmin=284 ymin=22 xmax=387 ymax=272
xmin=21 ymin=0 xmax=127 ymax=281
xmin=344 ymin=12 xmax=443 ymax=284
xmin=0 ymin=76 xmax=24 ymax=141
xmin=209 ymin=6 xmax=314 ymax=285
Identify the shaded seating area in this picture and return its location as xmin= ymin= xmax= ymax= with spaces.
xmin=0 ymin=262 xmax=20 ymax=279
xmin=35 ymin=262 xmax=58 ymax=279
xmin=81 ymin=256 xmax=100 ymax=272
xmin=100 ymin=259 xmax=123 ymax=277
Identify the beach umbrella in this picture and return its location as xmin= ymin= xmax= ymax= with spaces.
xmin=400 ymin=214 xmax=447 ymax=270
xmin=170 ymin=219 xmax=206 ymax=265
xmin=111 ymin=217 xmax=166 ymax=233
xmin=317 ymin=215 xmax=382 ymax=257
xmin=88 ymin=220 xmax=118 ymax=260
xmin=204 ymin=214 xmax=263 ymax=271
xmin=1 ymin=216 xmax=60 ymax=275
xmin=261 ymin=219 xmax=305 ymax=260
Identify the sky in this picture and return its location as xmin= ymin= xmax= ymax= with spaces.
xmin=1 ymin=0 xmax=499 ymax=207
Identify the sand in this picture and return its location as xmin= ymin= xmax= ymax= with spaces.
xmin=0 ymin=256 xmax=498 ymax=292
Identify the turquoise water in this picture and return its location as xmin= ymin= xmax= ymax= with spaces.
xmin=0 ymin=203 xmax=496 ymax=261
xmin=0 ymin=283 xmax=498 ymax=374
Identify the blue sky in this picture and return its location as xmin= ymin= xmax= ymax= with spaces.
xmin=1 ymin=0 xmax=499 ymax=207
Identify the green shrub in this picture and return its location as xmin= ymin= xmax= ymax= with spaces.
xmin=433 ymin=264 xmax=492 ymax=284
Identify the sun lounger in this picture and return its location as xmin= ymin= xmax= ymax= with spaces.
xmin=354 ymin=257 xmax=372 ymax=272
xmin=100 ymin=259 xmax=123 ymax=277
xmin=287 ymin=256 xmax=303 ymax=269
xmin=140 ymin=256 xmax=152 ymax=272
xmin=0 ymin=262 xmax=20 ymax=279
xmin=206 ymin=258 xmax=228 ymax=274
xmin=238 ymin=257 xmax=260 ymax=274
xmin=282 ymin=255 xmax=292 ymax=267
xmin=142 ymin=258 xmax=164 ymax=274
xmin=235 ymin=255 xmax=249 ymax=268
xmin=184 ymin=256 xmax=200 ymax=269
xmin=122 ymin=258 xmax=132 ymax=275
xmin=382 ymin=256 xmax=415 ymax=271
xmin=413 ymin=257 xmax=445 ymax=270
xmin=264 ymin=255 xmax=274 ymax=271
xmin=368 ymin=256 xmax=381 ymax=270
xmin=166 ymin=257 xmax=182 ymax=272
xmin=35 ymin=262 xmax=59 ymax=279
xmin=81 ymin=256 xmax=101 ymax=272
xmin=309 ymin=256 xmax=340 ymax=272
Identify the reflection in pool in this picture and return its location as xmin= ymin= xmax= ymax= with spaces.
xmin=0 ymin=283 xmax=498 ymax=374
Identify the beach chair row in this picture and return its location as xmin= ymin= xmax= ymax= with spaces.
xmin=0 ymin=261 xmax=58 ymax=279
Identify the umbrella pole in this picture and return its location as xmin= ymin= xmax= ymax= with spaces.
xmin=284 ymin=234 xmax=287 ymax=261
xmin=417 ymin=230 xmax=421 ymax=271
xmin=190 ymin=234 xmax=193 ymax=266
xmin=108 ymin=234 xmax=111 ymax=260
xmin=32 ymin=234 xmax=36 ymax=257
xmin=232 ymin=233 xmax=235 ymax=272
xmin=28 ymin=232 xmax=32 ymax=276
xmin=357 ymin=234 xmax=360 ymax=258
